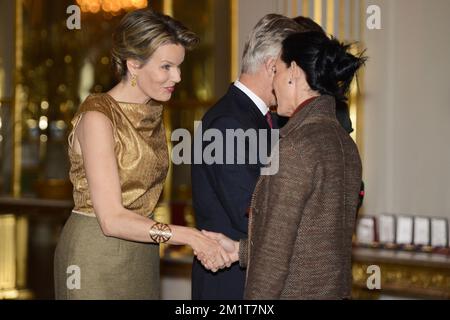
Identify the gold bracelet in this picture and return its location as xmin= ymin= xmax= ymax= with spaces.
xmin=149 ymin=222 xmax=172 ymax=243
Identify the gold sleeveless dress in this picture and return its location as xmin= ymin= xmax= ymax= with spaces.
xmin=54 ymin=93 xmax=169 ymax=300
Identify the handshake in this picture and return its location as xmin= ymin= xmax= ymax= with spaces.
xmin=191 ymin=230 xmax=240 ymax=273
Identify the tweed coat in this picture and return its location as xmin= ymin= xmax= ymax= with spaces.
xmin=239 ymin=95 xmax=362 ymax=299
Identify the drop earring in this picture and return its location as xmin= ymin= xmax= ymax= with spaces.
xmin=131 ymin=74 xmax=137 ymax=87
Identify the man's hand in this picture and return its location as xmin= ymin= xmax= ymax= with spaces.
xmin=201 ymin=230 xmax=239 ymax=267
xmin=190 ymin=229 xmax=233 ymax=273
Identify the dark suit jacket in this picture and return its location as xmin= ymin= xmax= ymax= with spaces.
xmin=239 ymin=95 xmax=362 ymax=299
xmin=191 ymin=84 xmax=273 ymax=300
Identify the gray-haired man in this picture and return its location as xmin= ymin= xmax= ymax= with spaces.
xmin=191 ymin=14 xmax=302 ymax=300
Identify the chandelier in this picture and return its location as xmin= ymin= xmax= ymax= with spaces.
xmin=76 ymin=0 xmax=148 ymax=14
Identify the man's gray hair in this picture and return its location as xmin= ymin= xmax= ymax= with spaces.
xmin=241 ymin=14 xmax=302 ymax=74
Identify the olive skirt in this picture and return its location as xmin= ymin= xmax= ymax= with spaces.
xmin=54 ymin=212 xmax=160 ymax=300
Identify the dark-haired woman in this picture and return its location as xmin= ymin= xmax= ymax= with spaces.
xmin=246 ymin=31 xmax=365 ymax=299
xmin=293 ymin=16 xmax=355 ymax=134
xmin=203 ymin=32 xmax=366 ymax=299
xmin=54 ymin=9 xmax=233 ymax=300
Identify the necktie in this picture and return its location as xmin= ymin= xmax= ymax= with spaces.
xmin=265 ymin=112 xmax=273 ymax=129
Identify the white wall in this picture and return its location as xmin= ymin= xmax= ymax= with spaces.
xmin=363 ymin=0 xmax=450 ymax=217
xmin=237 ymin=0 xmax=282 ymax=73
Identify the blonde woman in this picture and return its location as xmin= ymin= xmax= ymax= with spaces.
xmin=54 ymin=9 xmax=232 ymax=300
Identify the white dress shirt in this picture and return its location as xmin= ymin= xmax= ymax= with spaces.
xmin=234 ymin=80 xmax=269 ymax=116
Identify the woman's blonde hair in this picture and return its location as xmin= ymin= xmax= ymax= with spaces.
xmin=111 ymin=9 xmax=199 ymax=79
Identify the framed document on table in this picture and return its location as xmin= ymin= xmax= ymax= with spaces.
xmin=378 ymin=214 xmax=396 ymax=247
xmin=356 ymin=216 xmax=377 ymax=245
xmin=431 ymin=218 xmax=449 ymax=248
xmin=396 ymin=216 xmax=414 ymax=246
xmin=414 ymin=217 xmax=431 ymax=247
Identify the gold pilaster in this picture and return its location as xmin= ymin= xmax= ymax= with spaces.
xmin=292 ymin=0 xmax=298 ymax=16
xmin=163 ymin=0 xmax=173 ymax=16
xmin=313 ymin=0 xmax=322 ymax=25
xmin=302 ymin=0 xmax=310 ymax=17
xmin=0 ymin=214 xmax=32 ymax=299
xmin=326 ymin=0 xmax=335 ymax=35
xmin=0 ymin=215 xmax=16 ymax=292
xmin=12 ymin=0 xmax=23 ymax=197
xmin=338 ymin=0 xmax=345 ymax=40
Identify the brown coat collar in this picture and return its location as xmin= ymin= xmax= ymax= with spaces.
xmin=280 ymin=95 xmax=337 ymax=138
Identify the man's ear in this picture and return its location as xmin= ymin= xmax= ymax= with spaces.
xmin=126 ymin=59 xmax=141 ymax=76
xmin=265 ymin=57 xmax=277 ymax=76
